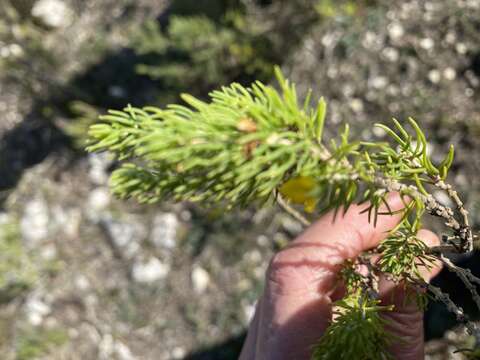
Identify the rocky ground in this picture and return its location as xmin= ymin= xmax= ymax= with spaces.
xmin=0 ymin=148 xmax=301 ymax=359
xmin=0 ymin=1 xmax=304 ymax=358
xmin=1 ymin=0 xmax=480 ymax=359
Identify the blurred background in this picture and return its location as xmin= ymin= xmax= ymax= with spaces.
xmin=0 ymin=0 xmax=480 ymax=358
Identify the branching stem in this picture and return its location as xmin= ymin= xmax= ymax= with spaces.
xmin=434 ymin=178 xmax=474 ymax=252
xmin=439 ymin=254 xmax=480 ymax=313
xmin=413 ymin=278 xmax=477 ymax=335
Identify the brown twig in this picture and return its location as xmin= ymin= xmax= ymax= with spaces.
xmin=413 ymin=278 xmax=476 ymax=335
xmin=373 ymin=178 xmax=460 ymax=229
xmin=357 ymin=254 xmax=380 ymax=299
xmin=434 ymin=178 xmax=474 ymax=252
xmin=429 ymin=244 xmax=460 ymax=254
xmin=311 ymin=142 xmax=472 ymax=254
xmin=275 ymin=191 xmax=311 ymax=227
xmin=374 ymin=176 xmax=476 ymax=254
xmin=438 ymin=254 xmax=480 ymax=313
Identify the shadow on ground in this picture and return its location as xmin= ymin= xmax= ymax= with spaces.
xmin=425 ymin=251 xmax=480 ymax=340
xmin=0 ymin=46 xmax=159 ymax=197
xmin=183 ymin=332 xmax=246 ymax=360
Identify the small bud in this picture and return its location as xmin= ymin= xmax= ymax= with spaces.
xmin=243 ymin=140 xmax=260 ymax=159
xmin=237 ymin=117 xmax=257 ymax=133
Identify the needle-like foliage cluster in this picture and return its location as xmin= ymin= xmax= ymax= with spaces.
xmin=88 ymin=69 xmax=330 ymax=206
xmin=311 ymin=293 xmax=394 ymax=360
xmin=87 ymin=67 xmax=478 ymax=358
xmin=132 ymin=15 xmax=274 ymax=87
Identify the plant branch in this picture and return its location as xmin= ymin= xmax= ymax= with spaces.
xmin=275 ymin=190 xmax=311 ymax=227
xmin=412 ymin=278 xmax=477 ymax=335
xmin=438 ymin=254 xmax=480 ymax=312
xmin=434 ymin=178 xmax=474 ymax=252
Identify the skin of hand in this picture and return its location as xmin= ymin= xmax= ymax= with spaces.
xmin=239 ymin=194 xmax=441 ymax=360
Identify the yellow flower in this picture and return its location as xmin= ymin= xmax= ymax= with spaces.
xmin=279 ymin=176 xmax=317 ymax=213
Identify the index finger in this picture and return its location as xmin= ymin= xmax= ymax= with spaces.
xmin=268 ymin=193 xmax=406 ymax=297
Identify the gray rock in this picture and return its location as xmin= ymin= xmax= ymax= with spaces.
xmin=191 ymin=266 xmax=210 ymax=294
xmin=171 ymin=347 xmax=186 ymax=359
xmin=132 ymin=257 xmax=170 ymax=283
xmin=20 ymin=198 xmax=49 ymax=246
xmin=150 ymin=212 xmax=178 ymax=250
xmin=100 ymin=217 xmax=145 ymax=259
xmin=115 ymin=341 xmax=137 ymax=360
xmin=88 ymin=153 xmax=112 ymax=185
xmin=88 ymin=187 xmax=111 ymax=211
xmin=31 ymin=0 xmax=73 ymax=28
xmin=24 ymin=292 xmax=51 ymax=326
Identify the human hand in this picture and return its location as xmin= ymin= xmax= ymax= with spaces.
xmin=239 ymin=194 xmax=441 ymax=360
